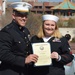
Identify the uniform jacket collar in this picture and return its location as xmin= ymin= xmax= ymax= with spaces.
xmin=12 ymin=20 xmax=24 ymax=31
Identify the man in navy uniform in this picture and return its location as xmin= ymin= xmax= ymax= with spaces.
xmin=0 ymin=2 xmax=38 ymax=75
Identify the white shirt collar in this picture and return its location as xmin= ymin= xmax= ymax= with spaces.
xmin=43 ymin=37 xmax=52 ymax=42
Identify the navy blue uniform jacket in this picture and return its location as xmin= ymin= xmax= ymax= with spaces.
xmin=30 ymin=35 xmax=74 ymax=75
xmin=0 ymin=21 xmax=31 ymax=75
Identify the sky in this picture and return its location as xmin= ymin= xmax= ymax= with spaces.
xmin=7 ymin=0 xmax=63 ymax=2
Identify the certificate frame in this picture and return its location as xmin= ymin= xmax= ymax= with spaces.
xmin=32 ymin=42 xmax=52 ymax=66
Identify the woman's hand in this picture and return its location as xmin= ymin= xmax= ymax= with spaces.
xmin=51 ymin=52 xmax=59 ymax=60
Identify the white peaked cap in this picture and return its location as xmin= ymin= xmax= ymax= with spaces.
xmin=42 ymin=14 xmax=59 ymax=22
xmin=9 ymin=2 xmax=32 ymax=12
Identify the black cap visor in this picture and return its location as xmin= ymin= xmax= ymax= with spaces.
xmin=13 ymin=9 xmax=29 ymax=15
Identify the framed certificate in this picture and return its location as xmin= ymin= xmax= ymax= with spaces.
xmin=32 ymin=42 xmax=52 ymax=66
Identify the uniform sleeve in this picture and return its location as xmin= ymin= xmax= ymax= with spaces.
xmin=0 ymin=32 xmax=25 ymax=67
xmin=59 ymin=37 xmax=74 ymax=65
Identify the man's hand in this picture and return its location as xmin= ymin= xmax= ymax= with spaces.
xmin=25 ymin=54 xmax=38 ymax=64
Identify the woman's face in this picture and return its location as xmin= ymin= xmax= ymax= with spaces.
xmin=43 ymin=20 xmax=56 ymax=37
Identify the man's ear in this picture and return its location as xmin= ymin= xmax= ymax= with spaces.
xmin=12 ymin=13 xmax=16 ymax=19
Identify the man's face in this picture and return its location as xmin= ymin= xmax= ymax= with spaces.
xmin=12 ymin=12 xmax=28 ymax=27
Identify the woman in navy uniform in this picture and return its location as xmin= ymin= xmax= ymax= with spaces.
xmin=30 ymin=14 xmax=74 ymax=75
xmin=0 ymin=2 xmax=38 ymax=75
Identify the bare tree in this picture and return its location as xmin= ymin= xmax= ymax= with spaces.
xmin=68 ymin=18 xmax=75 ymax=28
xmin=1 ymin=8 xmax=12 ymax=28
xmin=26 ymin=12 xmax=42 ymax=36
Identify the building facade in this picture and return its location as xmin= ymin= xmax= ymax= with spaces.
xmin=22 ymin=0 xmax=38 ymax=2
xmin=7 ymin=1 xmax=59 ymax=15
xmin=28 ymin=2 xmax=59 ymax=14
xmin=71 ymin=0 xmax=75 ymax=3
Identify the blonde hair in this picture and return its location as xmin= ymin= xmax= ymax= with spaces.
xmin=37 ymin=22 xmax=62 ymax=38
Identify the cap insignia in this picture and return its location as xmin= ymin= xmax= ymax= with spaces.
xmin=23 ymin=3 xmax=26 ymax=7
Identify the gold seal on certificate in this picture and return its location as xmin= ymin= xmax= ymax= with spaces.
xmin=32 ymin=43 xmax=52 ymax=66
